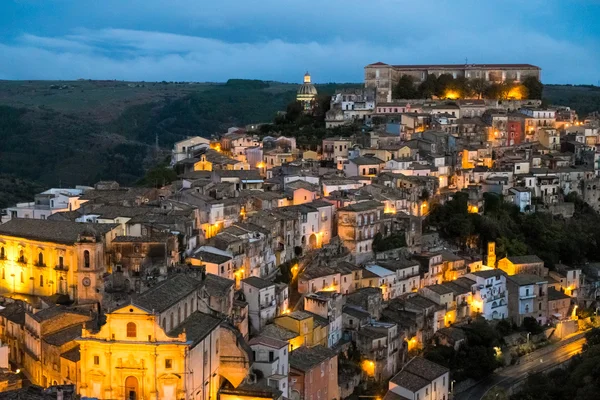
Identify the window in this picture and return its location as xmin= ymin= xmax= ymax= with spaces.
xmin=0 ymin=247 xmax=4 ymax=259
xmin=84 ymin=250 xmax=90 ymax=268
xmin=18 ymin=249 xmax=24 ymax=263
xmin=20 ymin=271 xmax=24 ymax=283
xmin=126 ymin=322 xmax=137 ymax=338
xmin=204 ymin=350 xmax=208 ymax=366
xmin=165 ymin=359 xmax=172 ymax=369
xmin=94 ymin=355 xmax=100 ymax=365
xmin=216 ymin=339 xmax=219 ymax=354
xmin=58 ymin=256 xmax=64 ymax=268
xmin=39 ymin=275 xmax=43 ymax=287
xmin=1 ymin=269 xmax=3 ymax=280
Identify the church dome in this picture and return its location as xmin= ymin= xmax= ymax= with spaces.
xmin=297 ymin=72 xmax=317 ymax=96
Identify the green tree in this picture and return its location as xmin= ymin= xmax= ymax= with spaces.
xmin=417 ymin=74 xmax=438 ymax=98
xmin=435 ymin=74 xmax=455 ymax=97
xmin=393 ymin=75 xmax=418 ymax=99
xmin=523 ymin=76 xmax=544 ymax=100
xmin=469 ymin=78 xmax=488 ymax=99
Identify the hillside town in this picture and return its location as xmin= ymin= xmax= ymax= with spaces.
xmin=1 ymin=63 xmax=600 ymax=400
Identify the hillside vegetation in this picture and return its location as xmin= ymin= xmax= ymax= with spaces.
xmin=0 ymin=79 xmax=358 ymax=207
xmin=0 ymin=79 xmax=598 ymax=209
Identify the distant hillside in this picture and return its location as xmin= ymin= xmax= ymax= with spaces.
xmin=0 ymin=79 xmax=360 ymax=207
xmin=543 ymin=84 xmax=600 ymax=116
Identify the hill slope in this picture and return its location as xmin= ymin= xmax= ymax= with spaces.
xmin=0 ymin=79 xmax=359 ymax=207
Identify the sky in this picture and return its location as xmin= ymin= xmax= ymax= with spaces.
xmin=0 ymin=0 xmax=599 ymax=84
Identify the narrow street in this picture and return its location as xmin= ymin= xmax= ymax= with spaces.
xmin=456 ymin=333 xmax=586 ymax=400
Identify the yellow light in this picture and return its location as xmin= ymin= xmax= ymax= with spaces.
xmin=257 ymin=162 xmax=265 ymax=169
xmin=210 ymin=142 xmax=222 ymax=152
xmin=468 ymin=205 xmax=479 ymax=213
xmin=507 ymin=86 xmax=524 ymax=100
xmin=444 ymin=90 xmax=459 ymax=100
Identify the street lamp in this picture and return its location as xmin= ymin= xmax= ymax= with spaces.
xmin=451 ymin=380 xmax=456 ymax=394
xmin=527 ymin=332 xmax=531 ymax=343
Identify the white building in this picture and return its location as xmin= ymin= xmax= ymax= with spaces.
xmin=172 ymin=136 xmax=211 ymax=163
xmin=387 ymin=357 xmax=449 ymax=400
xmin=248 ymin=336 xmax=290 ymax=398
xmin=508 ymin=187 xmax=532 ymax=212
xmin=2 ymin=187 xmax=89 ymax=223
xmin=241 ymin=277 xmax=277 ymax=333
xmin=466 ymin=270 xmax=508 ymax=320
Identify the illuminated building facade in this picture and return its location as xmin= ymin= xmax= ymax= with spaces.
xmin=365 ymin=62 xmax=541 ymax=102
xmin=0 ymin=219 xmax=117 ymax=303
xmin=296 ymin=72 xmax=318 ymax=112
xmin=77 ymin=274 xmax=251 ymax=400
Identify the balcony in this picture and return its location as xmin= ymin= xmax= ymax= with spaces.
xmin=54 ymin=264 xmax=69 ymax=272
xmin=520 ymin=294 xmax=536 ymax=300
xmin=260 ymin=300 xmax=276 ymax=310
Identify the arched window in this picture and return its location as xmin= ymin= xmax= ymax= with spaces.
xmin=177 ymin=307 xmax=181 ymax=325
xmin=170 ymin=312 xmax=174 ymax=329
xmin=184 ymin=303 xmax=188 ymax=319
xmin=18 ymin=250 xmax=24 ymax=263
xmin=0 ymin=247 xmax=4 ymax=259
xmin=38 ymin=252 xmax=44 ymax=266
xmin=84 ymin=250 xmax=90 ymax=268
xmin=126 ymin=322 xmax=137 ymax=338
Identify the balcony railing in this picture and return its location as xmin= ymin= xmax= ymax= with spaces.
xmin=54 ymin=264 xmax=69 ymax=272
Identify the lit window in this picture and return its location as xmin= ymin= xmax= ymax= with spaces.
xmin=94 ymin=356 xmax=100 ymax=365
xmin=165 ymin=359 xmax=172 ymax=369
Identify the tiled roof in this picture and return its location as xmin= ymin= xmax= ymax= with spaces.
xmin=248 ymin=335 xmax=288 ymax=349
xmin=289 ymin=345 xmax=337 ymax=372
xmin=168 ymin=311 xmax=222 ymax=346
xmin=389 ymin=370 xmax=431 ymax=392
xmin=0 ymin=302 xmax=26 ymax=325
xmin=403 ymin=356 xmax=449 ymax=381
xmin=548 ymin=287 xmax=571 ymax=301
xmin=0 ymin=219 xmax=117 ymax=245
xmin=241 ymin=276 xmax=273 ymax=290
xmin=61 ymin=345 xmax=80 ymax=362
xmin=260 ymin=324 xmax=298 ymax=341
xmin=204 ymin=274 xmax=234 ymax=297
xmin=508 ymin=273 xmax=547 ymax=286
xmin=193 ymin=250 xmax=232 ymax=265
xmin=43 ymin=325 xmax=82 ymax=347
xmin=349 ymin=156 xmax=384 ymax=165
xmin=507 ymin=255 xmax=544 ymax=264
xmin=132 ymin=274 xmax=202 ymax=313
xmin=338 ymin=200 xmax=383 ymax=212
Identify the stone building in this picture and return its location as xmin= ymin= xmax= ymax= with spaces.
xmin=0 ymin=219 xmax=119 ymax=304
xmin=365 ymin=62 xmax=541 ymax=102
xmin=77 ymin=274 xmax=251 ymax=400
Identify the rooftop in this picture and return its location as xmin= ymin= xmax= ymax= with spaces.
xmin=242 ymin=276 xmax=274 ymax=290
xmin=168 ymin=311 xmax=223 ymax=346
xmin=132 ymin=274 xmax=202 ymax=313
xmin=0 ymin=219 xmax=117 ymax=245
xmin=289 ymin=345 xmax=337 ymax=372
xmin=507 ymin=255 xmax=544 ymax=265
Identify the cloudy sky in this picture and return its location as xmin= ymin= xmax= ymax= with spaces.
xmin=1 ymin=0 xmax=599 ymax=83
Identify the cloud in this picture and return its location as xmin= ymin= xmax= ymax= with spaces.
xmin=0 ymin=0 xmax=598 ymax=83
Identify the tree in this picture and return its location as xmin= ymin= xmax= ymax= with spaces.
xmin=434 ymin=74 xmax=455 ymax=98
xmin=393 ymin=75 xmax=418 ymax=99
xmin=418 ymin=74 xmax=438 ymax=98
xmin=522 ymin=317 xmax=543 ymax=334
xmin=469 ymin=78 xmax=488 ymax=99
xmin=523 ymin=76 xmax=544 ymax=100
xmin=285 ymin=101 xmax=304 ymax=122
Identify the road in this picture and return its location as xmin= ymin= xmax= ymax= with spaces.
xmin=456 ymin=333 xmax=586 ymax=400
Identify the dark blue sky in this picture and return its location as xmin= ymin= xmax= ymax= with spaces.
xmin=1 ymin=0 xmax=599 ymax=83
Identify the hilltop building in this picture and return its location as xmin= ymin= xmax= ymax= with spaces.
xmin=296 ymin=72 xmax=318 ymax=112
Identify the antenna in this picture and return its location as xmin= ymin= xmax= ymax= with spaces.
xmin=465 ymin=57 xmax=468 ymax=65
